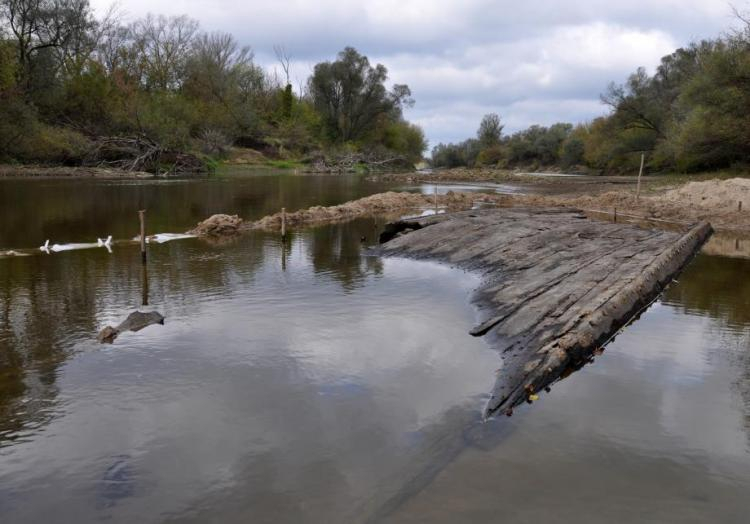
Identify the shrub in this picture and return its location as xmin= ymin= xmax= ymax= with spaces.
xmin=476 ymin=145 xmax=505 ymax=166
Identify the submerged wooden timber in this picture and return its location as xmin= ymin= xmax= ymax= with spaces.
xmin=378 ymin=207 xmax=713 ymax=417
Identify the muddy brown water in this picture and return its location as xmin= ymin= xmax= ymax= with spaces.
xmin=1 ymin=170 xmax=749 ymax=522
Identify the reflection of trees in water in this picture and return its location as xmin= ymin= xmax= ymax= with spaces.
xmin=306 ymin=218 xmax=385 ymax=291
xmin=0 ymin=218 xmax=392 ymax=444
xmin=663 ymin=254 xmax=750 ymax=328
xmin=0 ymin=257 xmax=84 ymax=444
xmin=0 ymin=236 xmax=268 ymax=445
xmin=663 ymin=253 xmax=750 ymax=449
xmin=0 ymin=175 xmax=396 ymax=249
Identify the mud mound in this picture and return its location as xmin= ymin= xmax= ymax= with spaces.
xmin=662 ymin=178 xmax=750 ymax=211
xmin=250 ymin=191 xmax=481 ymax=231
xmin=189 ymin=214 xmax=243 ymax=236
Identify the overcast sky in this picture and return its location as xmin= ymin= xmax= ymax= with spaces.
xmin=91 ymin=0 xmax=739 ymax=147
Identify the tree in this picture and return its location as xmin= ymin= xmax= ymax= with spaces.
xmin=128 ymin=13 xmax=198 ymax=90
xmin=274 ymin=44 xmax=293 ymax=119
xmin=666 ymin=36 xmax=750 ymax=171
xmin=477 ymin=113 xmax=502 ymax=147
xmin=0 ymin=38 xmax=38 ymax=156
xmin=381 ymin=120 xmax=426 ymax=163
xmin=431 ymin=138 xmax=481 ymax=168
xmin=308 ymin=47 xmax=412 ymax=142
xmin=183 ymin=31 xmax=264 ymax=138
xmin=0 ymin=0 xmax=95 ymax=91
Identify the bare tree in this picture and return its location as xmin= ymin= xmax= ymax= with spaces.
xmin=730 ymin=3 xmax=750 ymax=41
xmin=186 ymin=31 xmax=255 ymax=97
xmin=273 ymin=44 xmax=291 ymax=86
xmin=129 ymin=13 xmax=199 ymax=90
xmin=184 ymin=31 xmax=263 ymax=135
xmin=0 ymin=0 xmax=94 ymax=87
xmin=94 ymin=12 xmax=131 ymax=76
xmin=58 ymin=1 xmax=123 ymax=76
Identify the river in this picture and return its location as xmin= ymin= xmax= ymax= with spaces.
xmin=1 ymin=170 xmax=749 ymax=522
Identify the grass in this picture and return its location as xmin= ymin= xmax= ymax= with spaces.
xmin=264 ymin=159 xmax=304 ymax=169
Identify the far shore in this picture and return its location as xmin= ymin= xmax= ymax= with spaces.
xmin=0 ymin=164 xmax=159 ymax=179
xmin=4 ymin=161 xmax=749 ymax=214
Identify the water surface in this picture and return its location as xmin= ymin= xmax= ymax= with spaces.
xmin=1 ymin=171 xmax=749 ymax=522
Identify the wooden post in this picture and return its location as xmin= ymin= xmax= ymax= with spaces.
xmin=138 ymin=209 xmax=147 ymax=264
xmin=434 ymin=185 xmax=438 ymax=214
xmin=739 ymin=201 xmax=743 ymax=212
xmin=636 ymin=153 xmax=645 ymax=202
xmin=141 ymin=264 xmax=149 ymax=306
xmin=281 ymin=207 xmax=286 ymax=242
xmin=613 ymin=207 xmax=617 ymax=223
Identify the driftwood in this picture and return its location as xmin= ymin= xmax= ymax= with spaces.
xmin=97 ymin=311 xmax=165 ymax=344
xmin=307 ymin=151 xmax=410 ymax=173
xmin=378 ymin=207 xmax=712 ymax=417
xmin=84 ymin=136 xmax=207 ymax=176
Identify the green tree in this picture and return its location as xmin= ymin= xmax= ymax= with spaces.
xmin=308 ymin=47 xmax=412 ymax=142
xmin=477 ymin=113 xmax=503 ymax=147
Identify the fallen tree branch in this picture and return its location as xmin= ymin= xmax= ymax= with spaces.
xmin=84 ymin=136 xmax=208 ymax=176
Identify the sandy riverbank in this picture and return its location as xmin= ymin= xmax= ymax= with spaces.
xmin=518 ymin=177 xmax=750 ymax=231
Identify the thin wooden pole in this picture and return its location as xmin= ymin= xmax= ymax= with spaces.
xmin=613 ymin=207 xmax=617 ymax=223
xmin=138 ymin=210 xmax=147 ymax=264
xmin=434 ymin=185 xmax=438 ymax=214
xmin=281 ymin=207 xmax=286 ymax=242
xmin=636 ymin=153 xmax=645 ymax=202
xmin=739 ymin=201 xmax=743 ymax=212
xmin=141 ymin=264 xmax=149 ymax=306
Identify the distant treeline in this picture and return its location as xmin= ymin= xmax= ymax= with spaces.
xmin=433 ymin=12 xmax=750 ymax=174
xmin=0 ymin=1 xmax=426 ymax=170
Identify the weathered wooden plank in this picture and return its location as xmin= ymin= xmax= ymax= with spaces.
xmin=378 ymin=207 xmax=712 ymax=417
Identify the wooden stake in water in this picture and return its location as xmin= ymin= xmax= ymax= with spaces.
xmin=636 ymin=153 xmax=645 ymax=202
xmin=281 ymin=207 xmax=286 ymax=242
xmin=739 ymin=201 xmax=743 ymax=212
xmin=138 ymin=209 xmax=147 ymax=264
xmin=141 ymin=263 xmax=149 ymax=306
xmin=434 ymin=186 xmax=438 ymax=215
xmin=613 ymin=207 xmax=617 ymax=223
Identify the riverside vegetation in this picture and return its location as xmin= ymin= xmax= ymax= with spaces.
xmin=431 ymin=9 xmax=750 ymax=176
xmin=4 ymin=2 xmax=750 ymax=178
xmin=0 ymin=1 xmax=427 ymax=174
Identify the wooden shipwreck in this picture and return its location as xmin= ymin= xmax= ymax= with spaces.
xmin=378 ymin=207 xmax=712 ymax=417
